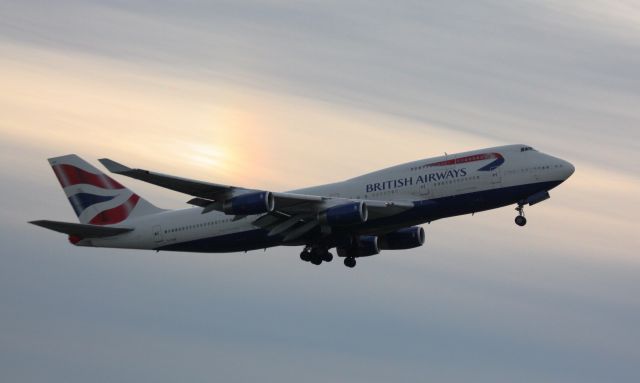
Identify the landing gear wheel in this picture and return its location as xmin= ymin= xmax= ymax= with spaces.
xmin=322 ymin=252 xmax=333 ymax=262
xmin=310 ymin=257 xmax=322 ymax=265
xmin=344 ymin=257 xmax=356 ymax=268
xmin=300 ymin=250 xmax=310 ymax=262
xmin=515 ymin=204 xmax=527 ymax=227
xmin=515 ymin=216 xmax=527 ymax=226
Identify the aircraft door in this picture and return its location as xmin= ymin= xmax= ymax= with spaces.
xmin=152 ymin=225 xmax=164 ymax=243
xmin=490 ymin=168 xmax=502 ymax=186
xmin=418 ymin=184 xmax=432 ymax=199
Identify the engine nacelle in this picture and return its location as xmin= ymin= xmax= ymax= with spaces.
xmin=222 ymin=192 xmax=275 ymax=215
xmin=337 ymin=235 xmax=380 ymax=258
xmin=318 ymin=202 xmax=368 ymax=226
xmin=379 ymin=227 xmax=425 ymax=250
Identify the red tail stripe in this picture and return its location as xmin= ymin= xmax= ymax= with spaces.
xmin=426 ymin=153 xmax=500 ymax=167
xmin=89 ymin=194 xmax=140 ymax=225
xmin=52 ymin=164 xmax=125 ymax=189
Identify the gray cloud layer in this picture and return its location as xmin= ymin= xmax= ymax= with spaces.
xmin=2 ymin=0 xmax=638 ymax=172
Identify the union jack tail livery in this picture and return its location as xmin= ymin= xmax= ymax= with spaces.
xmin=48 ymin=155 xmax=162 ymax=225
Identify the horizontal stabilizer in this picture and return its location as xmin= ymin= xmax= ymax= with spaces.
xmin=29 ymin=220 xmax=133 ymax=238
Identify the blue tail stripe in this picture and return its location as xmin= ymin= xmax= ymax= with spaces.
xmin=68 ymin=193 xmax=116 ymax=216
xmin=478 ymin=157 xmax=505 ymax=171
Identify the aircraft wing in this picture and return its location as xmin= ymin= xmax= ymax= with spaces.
xmin=99 ymin=158 xmax=413 ymax=240
xmin=99 ymin=158 xmax=330 ymax=211
xmin=99 ymin=158 xmax=239 ymax=201
xmin=30 ymin=220 xmax=133 ymax=237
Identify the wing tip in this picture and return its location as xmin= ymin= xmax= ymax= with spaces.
xmin=98 ymin=158 xmax=131 ymax=173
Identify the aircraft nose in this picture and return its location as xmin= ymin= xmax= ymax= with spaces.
xmin=561 ymin=160 xmax=575 ymax=179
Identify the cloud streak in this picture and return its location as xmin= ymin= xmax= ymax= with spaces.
xmin=2 ymin=1 xmax=638 ymax=173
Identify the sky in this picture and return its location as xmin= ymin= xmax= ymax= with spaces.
xmin=0 ymin=1 xmax=639 ymax=382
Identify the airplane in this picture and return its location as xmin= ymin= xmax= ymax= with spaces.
xmin=30 ymin=144 xmax=574 ymax=268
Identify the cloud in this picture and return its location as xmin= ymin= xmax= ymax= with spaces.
xmin=1 ymin=1 xmax=639 ymax=175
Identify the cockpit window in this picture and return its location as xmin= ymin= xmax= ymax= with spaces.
xmin=520 ymin=146 xmax=535 ymax=152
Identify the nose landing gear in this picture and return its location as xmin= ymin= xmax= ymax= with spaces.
xmin=515 ymin=204 xmax=527 ymax=226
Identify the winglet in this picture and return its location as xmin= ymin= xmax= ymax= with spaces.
xmin=98 ymin=158 xmax=132 ymax=174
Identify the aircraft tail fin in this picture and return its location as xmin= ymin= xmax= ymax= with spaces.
xmin=48 ymin=154 xmax=163 ymax=225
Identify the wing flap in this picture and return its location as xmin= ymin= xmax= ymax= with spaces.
xmin=282 ymin=220 xmax=318 ymax=242
xmin=30 ymin=220 xmax=133 ymax=238
xmin=267 ymin=215 xmax=309 ymax=237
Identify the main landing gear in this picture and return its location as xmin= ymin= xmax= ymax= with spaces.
xmin=515 ymin=204 xmax=527 ymax=227
xmin=300 ymin=247 xmax=357 ymax=268
xmin=300 ymin=246 xmax=333 ymax=266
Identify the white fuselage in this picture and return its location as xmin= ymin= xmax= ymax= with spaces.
xmin=82 ymin=144 xmax=574 ymax=252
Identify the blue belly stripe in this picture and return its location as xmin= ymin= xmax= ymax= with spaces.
xmin=155 ymin=180 xmax=563 ymax=253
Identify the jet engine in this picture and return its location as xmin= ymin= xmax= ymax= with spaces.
xmin=222 ymin=192 xmax=275 ymax=215
xmin=379 ymin=227 xmax=425 ymax=250
xmin=319 ymin=202 xmax=368 ymax=226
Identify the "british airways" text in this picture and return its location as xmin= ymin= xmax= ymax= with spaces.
xmin=365 ymin=168 xmax=468 ymax=192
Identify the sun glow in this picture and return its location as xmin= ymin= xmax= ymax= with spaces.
xmin=185 ymin=143 xmax=226 ymax=168
xmin=0 ymin=42 xmax=484 ymax=191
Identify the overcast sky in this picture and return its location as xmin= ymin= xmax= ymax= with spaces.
xmin=1 ymin=1 xmax=639 ymax=382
